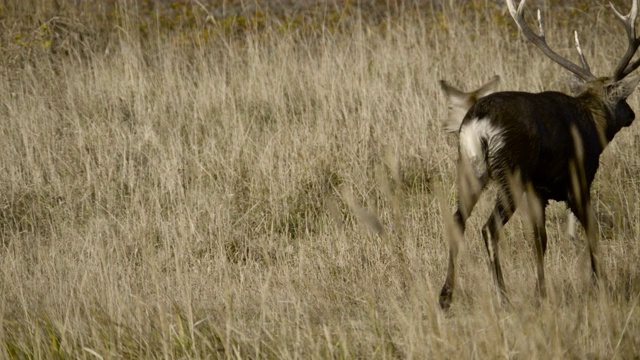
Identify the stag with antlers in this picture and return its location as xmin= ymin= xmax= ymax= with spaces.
xmin=439 ymin=0 xmax=640 ymax=310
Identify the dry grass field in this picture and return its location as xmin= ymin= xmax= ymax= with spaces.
xmin=1 ymin=0 xmax=639 ymax=358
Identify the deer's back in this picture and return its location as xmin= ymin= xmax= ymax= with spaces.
xmin=462 ymin=91 xmax=603 ymax=201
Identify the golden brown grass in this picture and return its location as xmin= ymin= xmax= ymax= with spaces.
xmin=0 ymin=0 xmax=639 ymax=358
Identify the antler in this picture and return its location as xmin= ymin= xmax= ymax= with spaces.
xmin=611 ymin=0 xmax=640 ymax=81
xmin=506 ymin=0 xmax=597 ymax=81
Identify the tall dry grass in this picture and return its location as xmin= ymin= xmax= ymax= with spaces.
xmin=0 ymin=0 xmax=639 ymax=358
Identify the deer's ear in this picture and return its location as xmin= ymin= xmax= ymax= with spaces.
xmin=439 ymin=80 xmax=469 ymax=108
xmin=608 ymin=74 xmax=640 ymax=100
xmin=476 ymin=75 xmax=500 ymax=98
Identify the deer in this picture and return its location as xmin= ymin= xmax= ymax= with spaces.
xmin=438 ymin=0 xmax=640 ymax=311
xmin=439 ymin=77 xmax=580 ymax=243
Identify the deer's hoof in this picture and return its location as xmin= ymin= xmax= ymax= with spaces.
xmin=439 ymin=286 xmax=453 ymax=311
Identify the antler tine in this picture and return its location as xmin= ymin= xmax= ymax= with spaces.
xmin=574 ymin=31 xmax=592 ymax=73
xmin=610 ymin=0 xmax=637 ymax=34
xmin=506 ymin=0 xmax=596 ymax=81
xmin=611 ymin=0 xmax=640 ymax=80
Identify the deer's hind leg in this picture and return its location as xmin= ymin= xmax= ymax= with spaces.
xmin=439 ymin=155 xmax=488 ymax=310
xmin=480 ymin=186 xmax=518 ymax=301
xmin=525 ymin=190 xmax=549 ymax=299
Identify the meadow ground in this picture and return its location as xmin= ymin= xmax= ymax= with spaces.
xmin=0 ymin=0 xmax=639 ymax=358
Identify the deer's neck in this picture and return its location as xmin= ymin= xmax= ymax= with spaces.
xmin=578 ymin=95 xmax=609 ymax=148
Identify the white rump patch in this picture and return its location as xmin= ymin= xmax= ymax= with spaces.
xmin=459 ymin=118 xmax=505 ymax=178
